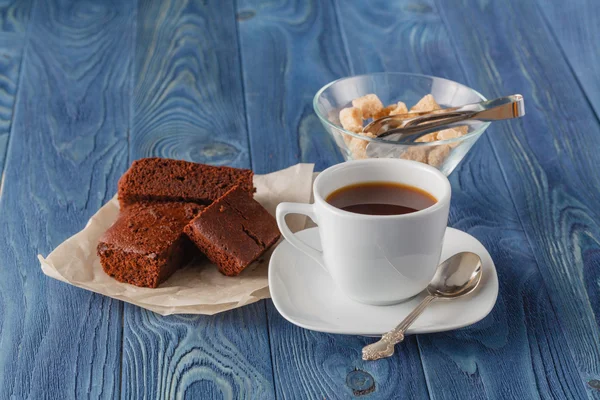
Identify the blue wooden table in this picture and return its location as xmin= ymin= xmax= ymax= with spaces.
xmin=0 ymin=0 xmax=599 ymax=398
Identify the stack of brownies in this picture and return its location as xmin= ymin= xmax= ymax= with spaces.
xmin=97 ymin=158 xmax=281 ymax=288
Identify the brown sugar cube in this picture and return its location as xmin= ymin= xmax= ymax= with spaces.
xmin=415 ymin=127 xmax=468 ymax=145
xmin=117 ymin=157 xmax=254 ymax=207
xmin=437 ymin=127 xmax=468 ymax=148
xmin=342 ymin=131 xmax=355 ymax=146
xmin=184 ymin=185 xmax=280 ymax=277
xmin=352 ymin=94 xmax=384 ymax=119
xmin=389 ymin=101 xmax=409 ymax=116
xmin=348 ymin=132 xmax=376 ymax=159
xmin=411 ymin=94 xmax=441 ymax=112
xmin=339 ymin=107 xmax=363 ymax=133
xmin=436 ymin=128 xmax=464 ymax=141
xmin=427 ymin=145 xmax=451 ymax=167
xmin=97 ymin=202 xmax=204 ymax=288
xmin=340 ymin=106 xmax=363 ymax=146
xmin=415 ymin=132 xmax=439 ymax=143
xmin=373 ymin=105 xmax=397 ymax=120
xmin=342 ymin=133 xmax=354 ymax=146
xmin=374 ymin=101 xmax=409 ymax=120
xmin=454 ymin=125 xmax=469 ymax=135
xmin=400 ymin=147 xmax=429 ymax=163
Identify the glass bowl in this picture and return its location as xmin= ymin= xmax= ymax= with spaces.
xmin=313 ymin=73 xmax=490 ymax=176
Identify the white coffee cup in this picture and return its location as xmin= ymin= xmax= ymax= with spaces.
xmin=276 ymin=159 xmax=451 ymax=305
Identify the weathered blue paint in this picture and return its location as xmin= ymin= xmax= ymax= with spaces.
xmin=0 ymin=0 xmax=597 ymax=398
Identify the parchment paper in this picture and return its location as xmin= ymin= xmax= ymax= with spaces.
xmin=39 ymin=163 xmax=314 ymax=315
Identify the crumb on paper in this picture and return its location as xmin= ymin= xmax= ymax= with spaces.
xmin=352 ymin=94 xmax=384 ymax=119
xmin=339 ymin=107 xmax=363 ymax=133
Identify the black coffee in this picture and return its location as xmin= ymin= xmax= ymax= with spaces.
xmin=326 ymin=181 xmax=437 ymax=216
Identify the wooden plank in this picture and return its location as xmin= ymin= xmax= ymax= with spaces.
xmin=236 ymin=0 xmax=345 ymax=173
xmin=433 ymin=0 xmax=600 ymax=396
xmin=334 ymin=0 xmax=591 ymax=398
xmin=0 ymin=0 xmax=31 ymax=33
xmin=537 ymin=0 xmax=600 ymax=122
xmin=417 ymin=155 xmax=588 ymax=400
xmin=122 ymin=1 xmax=275 ymax=398
xmin=236 ymin=1 xmax=431 ymax=398
xmin=0 ymin=0 xmax=32 ymax=178
xmin=0 ymin=0 xmax=135 ymax=398
xmin=0 ymin=37 xmax=23 ymax=187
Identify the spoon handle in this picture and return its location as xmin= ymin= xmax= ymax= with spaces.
xmin=362 ymin=295 xmax=436 ymax=361
xmin=394 ymin=295 xmax=437 ymax=333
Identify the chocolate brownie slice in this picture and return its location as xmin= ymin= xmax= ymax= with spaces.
xmin=118 ymin=157 xmax=254 ymax=207
xmin=184 ymin=185 xmax=280 ymax=276
xmin=97 ymin=202 xmax=204 ymax=288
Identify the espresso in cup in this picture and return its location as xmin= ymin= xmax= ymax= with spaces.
xmin=326 ymin=182 xmax=437 ymax=216
xmin=276 ymin=159 xmax=451 ymax=305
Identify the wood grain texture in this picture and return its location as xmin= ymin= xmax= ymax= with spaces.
xmin=336 ymin=0 xmax=591 ymax=398
xmin=0 ymin=1 xmax=596 ymax=399
xmin=434 ymin=0 xmax=600 ymax=396
xmin=537 ymin=0 xmax=600 ymax=122
xmin=237 ymin=0 xmax=347 ymax=173
xmin=333 ymin=0 xmax=461 ymax=81
xmin=266 ymin=309 xmax=430 ymax=400
xmin=420 ymin=150 xmax=588 ymax=400
xmin=123 ymin=305 xmax=274 ymax=399
xmin=0 ymin=0 xmax=31 ymax=33
xmin=0 ymin=0 xmax=134 ymax=398
xmin=132 ymin=0 xmax=250 ymax=166
xmin=0 ymin=0 xmax=30 ymax=183
xmin=237 ymin=1 xmax=430 ymax=399
xmin=0 ymin=37 xmax=23 ymax=185
xmin=123 ymin=1 xmax=275 ymax=398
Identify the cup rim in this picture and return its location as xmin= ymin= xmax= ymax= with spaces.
xmin=313 ymin=72 xmax=491 ymax=147
xmin=313 ymin=159 xmax=451 ymax=219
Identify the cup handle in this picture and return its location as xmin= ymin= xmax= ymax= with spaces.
xmin=276 ymin=202 xmax=326 ymax=271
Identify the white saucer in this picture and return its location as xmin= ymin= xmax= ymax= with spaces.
xmin=269 ymin=227 xmax=498 ymax=336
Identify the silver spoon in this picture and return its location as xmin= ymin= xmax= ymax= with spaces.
xmin=362 ymin=252 xmax=483 ymax=361
xmin=363 ymin=94 xmax=525 ymax=145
